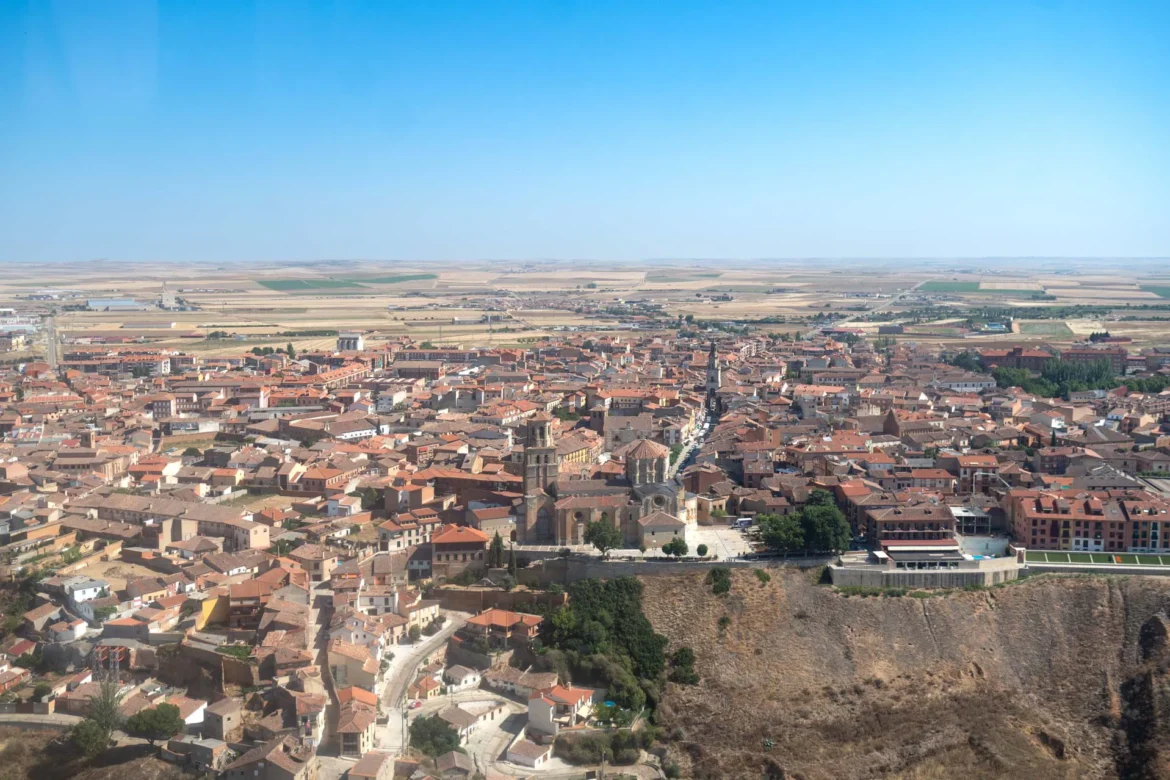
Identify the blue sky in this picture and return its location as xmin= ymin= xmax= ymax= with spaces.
xmin=1 ymin=0 xmax=1167 ymax=263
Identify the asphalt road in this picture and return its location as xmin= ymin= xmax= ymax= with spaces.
xmin=375 ymin=613 xmax=467 ymax=755
xmin=44 ymin=316 xmax=58 ymax=368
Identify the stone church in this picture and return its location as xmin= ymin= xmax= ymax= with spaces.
xmin=519 ymin=412 xmax=694 ymax=548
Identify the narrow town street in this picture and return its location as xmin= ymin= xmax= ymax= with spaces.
xmin=374 ymin=612 xmax=467 ymax=754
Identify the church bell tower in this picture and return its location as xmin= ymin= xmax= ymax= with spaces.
xmin=705 ymin=340 xmax=721 ymax=413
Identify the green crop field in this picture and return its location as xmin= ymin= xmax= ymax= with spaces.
xmin=647 ymin=272 xmax=722 ymax=282
xmin=344 ymin=273 xmax=438 ymax=285
xmin=1140 ymin=286 xmax=1170 ymax=299
xmin=256 ymin=279 xmax=364 ymax=291
xmin=920 ymin=280 xmax=1043 ymax=295
xmin=1017 ymin=321 xmax=1074 ymax=337
xmin=920 ymin=281 xmax=980 ymax=292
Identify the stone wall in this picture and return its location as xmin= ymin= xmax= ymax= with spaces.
xmin=429 ymin=587 xmax=567 ymax=614
xmin=517 ymin=555 xmax=833 ymax=588
xmin=445 ymin=642 xmax=513 ymax=672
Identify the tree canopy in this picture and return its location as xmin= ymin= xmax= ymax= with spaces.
xmin=72 ymin=676 xmax=124 ymax=757
xmin=801 ymin=502 xmax=851 ymax=553
xmin=759 ymin=513 xmax=804 ymax=553
xmin=489 ymin=532 xmax=505 ymax=568
xmin=538 ymin=577 xmax=668 ymax=711
xmin=125 ymin=703 xmax=185 ymax=746
xmin=759 ymin=489 xmax=850 ymax=554
xmin=583 ymin=519 xmax=623 ymax=558
xmin=990 ymin=357 xmax=1148 ymax=400
xmin=410 ymin=715 xmax=462 ymax=756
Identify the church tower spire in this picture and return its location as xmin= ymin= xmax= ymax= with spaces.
xmin=705 ymin=340 xmax=721 ymax=414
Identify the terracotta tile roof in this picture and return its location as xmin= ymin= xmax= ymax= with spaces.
xmin=466 ymin=608 xmax=543 ymax=630
xmin=431 ymin=525 xmax=490 ymax=545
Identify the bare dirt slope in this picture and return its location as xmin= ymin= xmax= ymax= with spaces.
xmin=641 ymin=571 xmax=1170 ymax=780
xmin=0 ymin=729 xmax=183 ymax=780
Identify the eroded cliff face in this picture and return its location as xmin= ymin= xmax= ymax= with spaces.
xmin=641 ymin=571 xmax=1170 ymax=780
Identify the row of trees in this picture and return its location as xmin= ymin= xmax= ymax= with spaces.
xmin=758 ymin=489 xmax=851 ymax=554
xmin=248 ymin=342 xmax=297 ymax=358
xmin=949 ymin=352 xmax=1170 ymax=399
xmin=487 ymin=531 xmax=518 ymax=576
xmin=992 ymin=358 xmax=1116 ymax=399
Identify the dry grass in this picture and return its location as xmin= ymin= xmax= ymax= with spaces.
xmin=639 ymin=570 xmax=1170 ymax=780
xmin=73 ymin=559 xmax=160 ymax=591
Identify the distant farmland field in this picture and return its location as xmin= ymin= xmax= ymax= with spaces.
xmin=344 ymin=273 xmax=438 ymax=285
xmin=256 ymin=279 xmax=363 ymax=291
xmin=255 ymin=274 xmax=435 ymax=291
xmin=1141 ymin=286 xmax=1170 ymax=299
xmin=921 ymin=280 xmax=1042 ymax=295
xmin=1016 ymin=321 xmax=1073 ymax=337
xmin=919 ymin=281 xmax=980 ymax=292
xmin=647 ymin=271 xmax=722 ymax=283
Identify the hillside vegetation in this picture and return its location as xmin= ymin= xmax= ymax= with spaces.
xmin=642 ymin=570 xmax=1170 ymax=780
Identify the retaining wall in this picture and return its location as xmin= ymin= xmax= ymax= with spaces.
xmin=518 ymin=555 xmax=832 ymax=587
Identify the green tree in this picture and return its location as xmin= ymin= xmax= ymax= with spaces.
xmin=270 ymin=539 xmax=297 ymax=557
xmin=668 ymin=646 xmax=699 ymax=684
xmin=706 ymin=567 xmax=731 ymax=595
xmin=286 ymin=342 xmax=296 ymax=360
xmin=125 ymin=703 xmax=185 ymax=746
xmin=408 ymin=625 xmax=421 ymax=642
xmin=696 ymin=543 xmax=708 ymax=557
xmin=71 ymin=717 xmax=112 ymax=758
xmin=353 ymin=487 xmax=381 ymax=511
xmin=182 ymin=446 xmax=202 ymax=457
xmin=507 ymin=546 xmax=517 ymax=577
xmin=661 ymin=538 xmax=688 ymax=558
xmin=799 ymin=503 xmax=851 ymax=553
xmin=410 ymin=715 xmax=462 ymax=756
xmin=489 ymin=532 xmax=505 ymax=569
xmin=32 ymin=682 xmax=52 ymax=700
xmin=759 ymin=513 xmax=805 ymax=553
xmin=806 ymin=489 xmax=835 ymax=507
xmin=945 ymin=351 xmax=982 ymax=371
xmin=583 ymin=519 xmax=623 ymax=558
xmin=72 ymin=675 xmax=124 ymax=757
